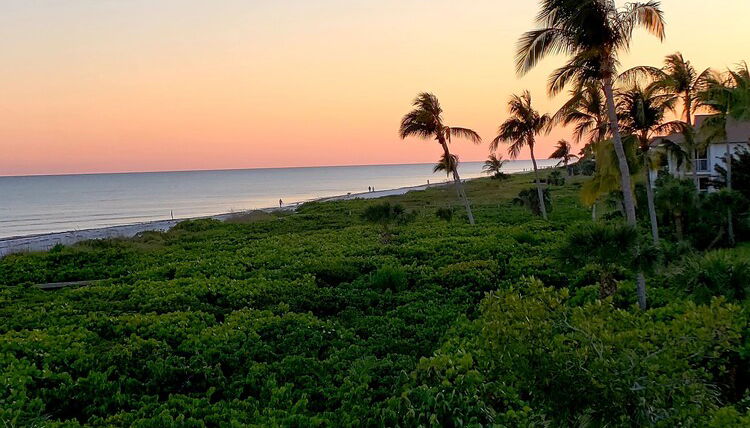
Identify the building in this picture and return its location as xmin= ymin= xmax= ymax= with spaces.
xmin=652 ymin=114 xmax=750 ymax=191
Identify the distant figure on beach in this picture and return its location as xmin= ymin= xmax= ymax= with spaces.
xmin=368 ymin=186 xmax=371 ymax=192
xmin=279 ymin=199 xmax=283 ymax=208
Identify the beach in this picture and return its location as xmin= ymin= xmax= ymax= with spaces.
xmin=0 ymin=182 xmax=445 ymax=257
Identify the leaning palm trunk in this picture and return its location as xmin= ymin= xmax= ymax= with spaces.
xmin=603 ymin=79 xmax=637 ymax=226
xmin=529 ymin=146 xmax=548 ymax=220
xmin=439 ymin=141 xmax=475 ymax=225
xmin=644 ymin=160 xmax=659 ymax=245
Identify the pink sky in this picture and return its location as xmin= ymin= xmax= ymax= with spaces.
xmin=2 ymin=0 xmax=749 ymax=176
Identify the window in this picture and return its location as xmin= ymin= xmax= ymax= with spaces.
xmin=694 ymin=148 xmax=709 ymax=172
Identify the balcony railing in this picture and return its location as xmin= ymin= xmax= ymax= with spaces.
xmin=694 ymin=159 xmax=709 ymax=172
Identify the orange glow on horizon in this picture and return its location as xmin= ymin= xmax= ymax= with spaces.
xmin=2 ymin=0 xmax=749 ymax=176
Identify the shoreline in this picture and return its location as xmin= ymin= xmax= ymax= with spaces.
xmin=0 ymin=181 xmax=453 ymax=257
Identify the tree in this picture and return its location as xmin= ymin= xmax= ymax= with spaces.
xmin=617 ymin=84 xmax=681 ymax=245
xmin=400 ymin=93 xmax=482 ymax=225
xmin=621 ymin=52 xmax=711 ymax=188
xmin=516 ymin=0 xmax=666 ymax=227
xmin=699 ymin=62 xmax=750 ymax=245
xmin=482 ymin=153 xmax=508 ymax=179
xmin=492 ymin=91 xmax=551 ymax=219
xmin=549 ymin=139 xmax=578 ymax=176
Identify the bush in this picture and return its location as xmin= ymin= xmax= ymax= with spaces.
xmin=435 ymin=207 xmax=454 ymax=222
xmin=369 ymin=265 xmax=408 ymax=292
xmin=663 ymin=250 xmax=750 ymax=303
xmin=513 ymin=187 xmax=551 ymax=216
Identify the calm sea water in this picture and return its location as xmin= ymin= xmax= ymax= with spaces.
xmin=0 ymin=160 xmax=555 ymax=238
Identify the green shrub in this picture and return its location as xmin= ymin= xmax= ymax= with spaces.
xmin=513 ymin=187 xmax=551 ymax=216
xmin=664 ymin=250 xmax=750 ymax=303
xmin=435 ymin=207 xmax=454 ymax=222
xmin=369 ymin=265 xmax=408 ymax=292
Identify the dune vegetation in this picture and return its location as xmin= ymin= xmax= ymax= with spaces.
xmin=2 ymin=170 xmax=750 ymax=426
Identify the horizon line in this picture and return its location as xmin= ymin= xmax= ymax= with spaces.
xmin=0 ymin=158 xmax=543 ymax=179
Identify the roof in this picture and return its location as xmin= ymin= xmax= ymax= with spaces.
xmin=694 ymin=114 xmax=750 ymax=143
xmin=650 ymin=115 xmax=750 ymax=147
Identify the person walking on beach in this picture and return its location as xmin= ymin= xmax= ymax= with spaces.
xmin=279 ymin=199 xmax=283 ymax=208
xmin=368 ymin=186 xmax=371 ymax=192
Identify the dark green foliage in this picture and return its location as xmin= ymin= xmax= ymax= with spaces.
xmin=395 ymin=280 xmax=745 ymax=426
xmin=513 ymin=187 xmax=551 ymax=216
xmin=663 ymin=249 xmax=750 ymax=303
xmin=369 ymin=265 xmax=408 ymax=292
xmin=560 ymin=223 xmax=656 ymax=297
xmin=435 ymin=206 xmax=454 ymax=222
xmin=547 ymin=169 xmax=565 ymax=186
xmin=715 ymin=146 xmax=750 ymax=199
xmin=491 ymin=171 xmax=510 ymax=180
xmin=572 ymin=157 xmax=596 ymax=176
xmin=2 ymin=173 xmax=750 ymax=426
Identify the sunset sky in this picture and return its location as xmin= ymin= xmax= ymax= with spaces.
xmin=2 ymin=0 xmax=749 ymax=176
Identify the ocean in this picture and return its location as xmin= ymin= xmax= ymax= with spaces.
xmin=0 ymin=160 xmax=556 ymax=238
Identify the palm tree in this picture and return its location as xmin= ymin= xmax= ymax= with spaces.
xmin=622 ymin=52 xmax=711 ymax=187
xmin=492 ymin=91 xmax=551 ymax=220
xmin=516 ymin=0 xmax=666 ymax=227
xmin=553 ymin=83 xmax=609 ymax=149
xmin=617 ymin=84 xmax=681 ymax=244
xmin=482 ymin=153 xmax=507 ymax=177
xmin=699 ymin=63 xmax=750 ymax=245
xmin=434 ymin=153 xmax=459 ymax=177
xmin=400 ymin=92 xmax=482 ymax=225
xmin=549 ymin=140 xmax=578 ymax=175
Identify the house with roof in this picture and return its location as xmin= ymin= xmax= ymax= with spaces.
xmin=652 ymin=114 xmax=750 ymax=191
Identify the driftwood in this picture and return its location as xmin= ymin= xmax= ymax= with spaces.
xmin=33 ymin=280 xmax=94 ymax=290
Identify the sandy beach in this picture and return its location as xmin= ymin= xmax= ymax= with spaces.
xmin=0 ymin=182 xmax=448 ymax=257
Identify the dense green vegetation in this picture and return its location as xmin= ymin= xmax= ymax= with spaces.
xmin=2 ymin=172 xmax=750 ymax=426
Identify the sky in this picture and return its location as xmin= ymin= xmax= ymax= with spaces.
xmin=1 ymin=0 xmax=749 ymax=176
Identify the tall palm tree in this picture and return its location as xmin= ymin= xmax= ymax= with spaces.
xmin=553 ymin=83 xmax=609 ymax=149
xmin=622 ymin=52 xmax=711 ymax=187
xmin=549 ymin=139 xmax=578 ymax=175
xmin=617 ymin=84 xmax=681 ymax=244
xmin=400 ymin=92 xmax=482 ymax=225
xmin=699 ymin=63 xmax=750 ymax=245
xmin=516 ymin=0 xmax=666 ymax=228
xmin=492 ymin=91 xmax=551 ymax=220
xmin=482 ymin=153 xmax=507 ymax=177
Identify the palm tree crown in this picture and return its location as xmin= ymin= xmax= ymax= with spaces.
xmin=433 ymin=153 xmax=459 ymax=177
xmin=399 ymin=93 xmax=482 ymax=145
xmin=553 ymin=83 xmax=609 ymax=146
xmin=549 ymin=139 xmax=578 ymax=167
xmin=617 ymin=85 xmax=680 ymax=149
xmin=516 ymin=0 xmax=666 ymax=94
xmin=482 ymin=153 xmax=507 ymax=175
xmin=622 ymin=52 xmax=710 ymax=126
xmin=492 ymin=91 xmax=551 ymax=158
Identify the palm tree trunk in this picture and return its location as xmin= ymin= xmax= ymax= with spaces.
xmin=644 ymin=161 xmax=659 ymax=245
xmin=686 ymin=96 xmax=700 ymax=190
xmin=636 ymin=272 xmax=647 ymax=310
xmin=603 ymin=78 xmax=637 ymax=226
xmin=529 ymin=144 xmax=548 ymax=220
xmin=592 ymin=203 xmax=597 ymax=221
xmin=726 ymin=141 xmax=735 ymax=245
xmin=439 ymin=140 xmax=475 ymax=225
